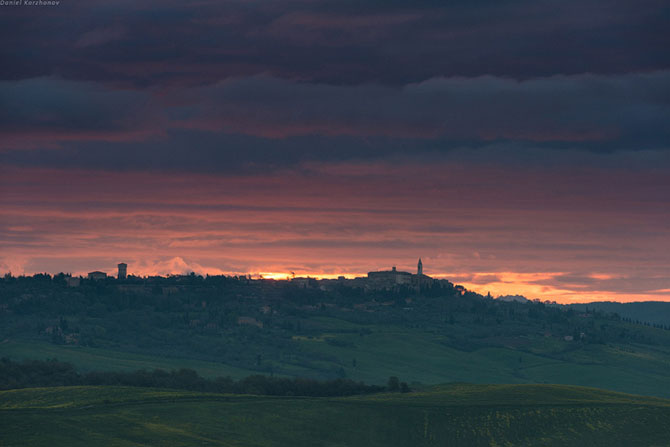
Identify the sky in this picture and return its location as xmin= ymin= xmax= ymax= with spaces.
xmin=1 ymin=0 xmax=669 ymax=303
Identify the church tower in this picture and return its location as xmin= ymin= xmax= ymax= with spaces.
xmin=417 ymin=258 xmax=423 ymax=275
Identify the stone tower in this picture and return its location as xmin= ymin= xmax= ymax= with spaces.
xmin=417 ymin=258 xmax=423 ymax=275
xmin=117 ymin=263 xmax=127 ymax=280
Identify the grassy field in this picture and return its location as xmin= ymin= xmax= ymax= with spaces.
xmin=5 ymin=321 xmax=670 ymax=399
xmin=278 ymin=319 xmax=670 ymax=397
xmin=0 ymin=339 xmax=258 ymax=379
xmin=2 ymin=385 xmax=670 ymax=446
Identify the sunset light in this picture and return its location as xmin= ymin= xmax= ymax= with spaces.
xmin=2 ymin=1 xmax=670 ymax=444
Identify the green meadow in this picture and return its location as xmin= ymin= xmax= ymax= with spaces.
xmin=0 ymin=339 xmax=257 ymax=379
xmin=2 ymin=385 xmax=670 ymax=446
xmin=5 ymin=319 xmax=670 ymax=398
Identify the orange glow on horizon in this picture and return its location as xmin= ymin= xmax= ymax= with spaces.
xmin=2 ymin=166 xmax=669 ymax=306
xmin=30 ymin=262 xmax=668 ymax=304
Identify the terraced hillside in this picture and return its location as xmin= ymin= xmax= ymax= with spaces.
xmin=2 ymin=384 xmax=669 ymax=446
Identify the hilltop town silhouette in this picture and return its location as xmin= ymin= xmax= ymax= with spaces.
xmin=68 ymin=259 xmax=445 ymax=292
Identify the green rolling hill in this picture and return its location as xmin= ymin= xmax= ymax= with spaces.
xmin=2 ymin=385 xmax=669 ymax=446
xmin=4 ymin=322 xmax=670 ymax=399
xmin=4 ymin=275 xmax=670 ymax=398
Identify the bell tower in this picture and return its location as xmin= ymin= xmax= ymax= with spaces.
xmin=417 ymin=258 xmax=423 ymax=275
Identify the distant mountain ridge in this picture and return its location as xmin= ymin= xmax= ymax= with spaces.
xmin=493 ymin=295 xmax=670 ymax=327
xmin=570 ymin=301 xmax=670 ymax=327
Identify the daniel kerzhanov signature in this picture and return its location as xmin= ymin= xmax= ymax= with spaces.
xmin=0 ymin=0 xmax=61 ymax=6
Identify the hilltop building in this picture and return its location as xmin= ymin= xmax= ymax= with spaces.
xmin=65 ymin=276 xmax=80 ymax=287
xmin=367 ymin=266 xmax=413 ymax=288
xmin=366 ymin=259 xmax=434 ymax=290
xmin=118 ymin=263 xmax=127 ymax=279
xmin=87 ymin=271 xmax=107 ymax=280
xmin=291 ymin=277 xmax=318 ymax=288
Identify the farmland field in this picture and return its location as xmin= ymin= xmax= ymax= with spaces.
xmin=2 ymin=384 xmax=670 ymax=446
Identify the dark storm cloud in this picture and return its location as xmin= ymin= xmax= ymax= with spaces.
xmin=1 ymin=0 xmax=668 ymax=87
xmin=1 ymin=71 xmax=668 ymax=170
xmin=0 ymin=78 xmax=161 ymax=148
xmin=75 ymin=26 xmax=127 ymax=48
xmin=174 ymin=72 xmax=670 ymax=143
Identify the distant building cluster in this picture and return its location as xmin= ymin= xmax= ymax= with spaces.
xmin=72 ymin=258 xmax=436 ymax=292
xmin=85 ymin=263 xmax=128 ymax=281
xmin=61 ymin=263 xmax=132 ymax=286
xmin=292 ymin=258 xmax=436 ymax=291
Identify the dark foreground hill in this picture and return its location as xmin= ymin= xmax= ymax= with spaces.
xmin=2 ymin=384 xmax=670 ymax=447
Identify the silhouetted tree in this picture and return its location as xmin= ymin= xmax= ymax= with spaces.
xmin=387 ymin=376 xmax=400 ymax=392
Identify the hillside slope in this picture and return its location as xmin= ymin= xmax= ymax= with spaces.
xmin=2 ymin=385 xmax=670 ymax=447
xmin=5 ymin=326 xmax=670 ymax=399
xmin=571 ymin=301 xmax=670 ymax=327
xmin=4 ymin=277 xmax=670 ymax=398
